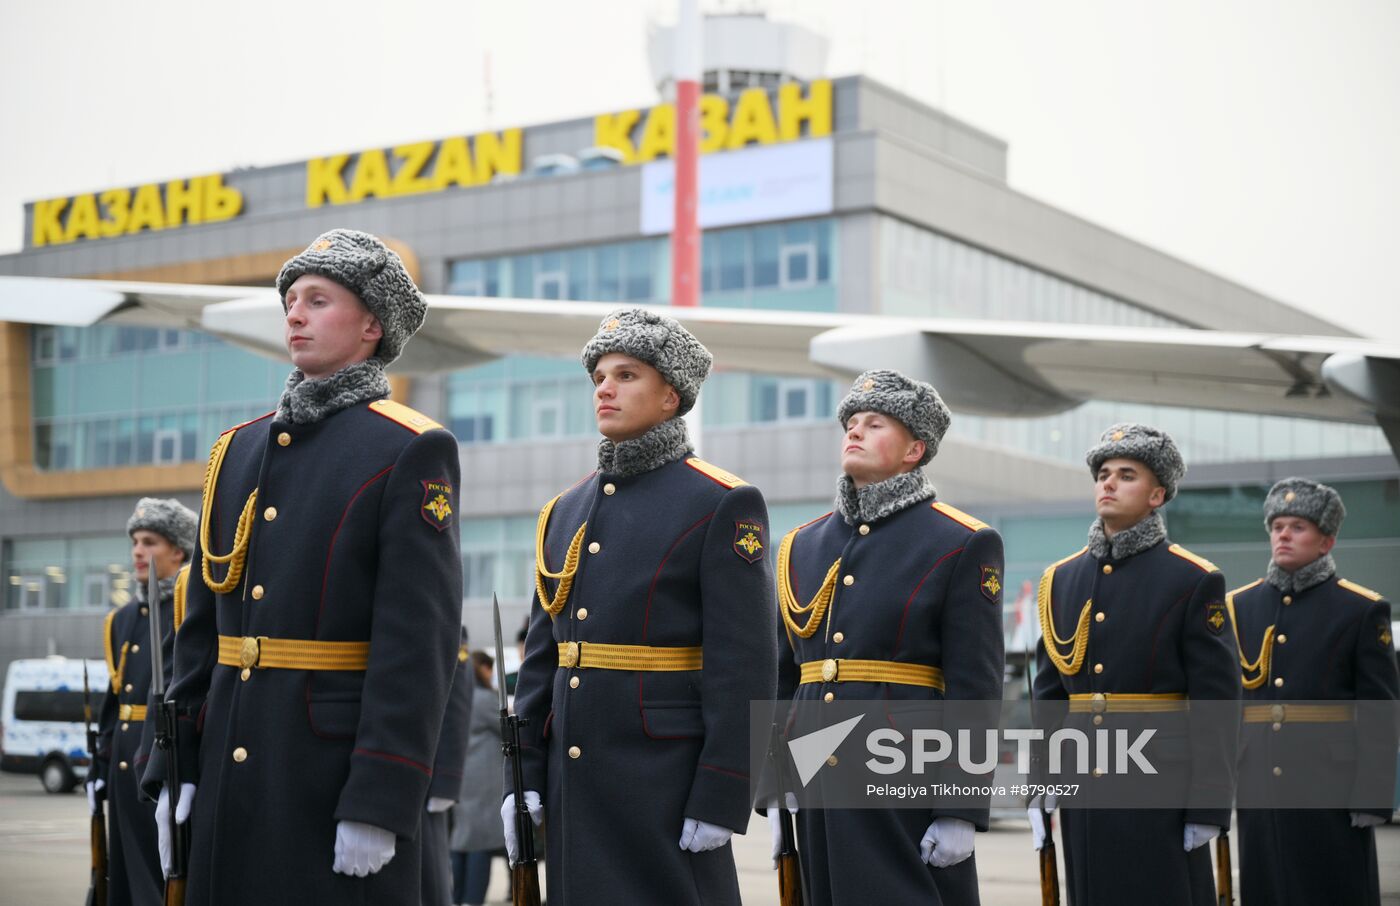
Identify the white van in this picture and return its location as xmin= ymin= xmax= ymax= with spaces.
xmin=0 ymin=656 xmax=108 ymax=793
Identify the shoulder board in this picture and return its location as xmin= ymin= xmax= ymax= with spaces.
xmin=685 ymin=458 xmax=748 ymax=488
xmin=222 ymin=411 xmax=275 ymax=436
xmin=1047 ymin=547 xmax=1089 ymax=574
xmin=1338 ymin=579 xmax=1384 ymax=602
xmin=1227 ymin=578 xmax=1264 ymax=601
xmin=1168 ymin=544 xmax=1218 ymax=573
xmin=368 ymin=399 xmax=443 ymax=434
xmin=930 ymin=501 xmax=989 ymax=532
xmin=794 ymin=512 xmax=834 ymax=535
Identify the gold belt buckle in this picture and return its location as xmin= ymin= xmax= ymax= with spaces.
xmin=1271 ymin=704 xmax=1285 ymax=723
xmin=822 ymin=658 xmax=838 ymax=683
xmin=240 ymin=636 xmax=261 ymax=669
xmin=560 ymin=641 xmax=580 ymax=669
xmin=1091 ymin=692 xmax=1107 ymax=714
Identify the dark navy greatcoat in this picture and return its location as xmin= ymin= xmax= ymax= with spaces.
xmin=142 ymin=400 xmax=462 ymax=905
xmin=97 ymin=587 xmax=175 ymax=906
xmin=776 ymin=498 xmax=1005 ymax=906
xmin=1231 ymin=573 xmax=1399 ymax=906
xmin=422 ymin=634 xmax=474 ymax=906
xmin=513 ymin=455 xmax=778 ymax=906
xmin=1033 ymin=537 xmax=1239 ymax=906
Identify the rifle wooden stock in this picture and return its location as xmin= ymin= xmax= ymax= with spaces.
xmin=87 ymin=803 xmax=108 ymax=906
xmin=1215 ymin=832 xmax=1234 ymax=906
xmin=1039 ymin=839 xmax=1061 ymax=906
xmin=165 ymin=877 xmax=186 ymax=906
xmin=777 ymin=850 xmax=803 ymax=906
xmin=511 ymin=860 xmax=541 ymax=906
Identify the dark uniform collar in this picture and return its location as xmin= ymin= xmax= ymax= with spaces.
xmin=596 ymin=417 xmax=693 ymax=478
xmin=133 ymin=574 xmax=177 ymax=605
xmin=1087 ymin=510 xmax=1166 ymax=561
xmin=1266 ymin=553 xmax=1337 ymax=595
xmin=835 ymin=469 xmax=936 ymax=526
xmin=276 ymin=360 xmax=391 ymax=425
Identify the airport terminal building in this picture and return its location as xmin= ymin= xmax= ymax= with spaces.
xmin=1 ymin=21 xmax=1396 ymax=673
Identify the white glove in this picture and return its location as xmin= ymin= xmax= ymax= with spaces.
xmin=155 ymin=782 xmax=196 ymax=877
xmin=86 ymin=778 xmax=105 ymax=815
xmin=332 ymin=820 xmax=397 ymax=876
xmin=1183 ymin=822 xmax=1220 ymax=851
xmin=920 ymin=816 xmax=975 ymax=868
xmin=679 ymin=817 xmax=732 ymax=853
xmin=501 ymin=791 xmax=543 ymax=865
xmin=426 ymin=797 xmax=455 ymax=813
xmin=1027 ymin=793 xmax=1057 ymax=851
xmin=1351 ymin=812 xmax=1386 ymax=828
xmin=767 ymin=792 xmax=799 ymax=869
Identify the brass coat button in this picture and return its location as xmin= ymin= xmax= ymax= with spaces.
xmin=1091 ymin=768 xmax=1103 ymax=777
xmin=568 ymin=746 xmax=581 ymax=759
xmin=1276 ymin=634 xmax=1287 ymax=644
xmin=140 ymin=607 xmax=149 ymax=616
xmin=588 ymin=542 xmax=601 ymax=554
xmin=118 ymin=761 xmax=128 ymax=771
xmin=124 ymin=683 xmax=133 ymax=693
xmin=858 ymin=524 xmax=870 ymax=536
xmin=1094 ymin=663 xmax=1104 ymax=674
xmin=1095 ymin=612 xmax=1105 ymax=623
xmin=240 ymin=668 xmax=251 ymax=682
xmin=603 ymin=483 xmax=616 ymax=496
xmin=1093 ymin=715 xmax=1103 ymax=726
xmin=1274 ymin=677 xmax=1284 ymax=688
xmin=121 ymin=723 xmax=129 ymax=731
xmin=826 ymin=755 xmax=839 ymax=767
xmin=1283 ymin=595 xmax=1293 ymax=605
xmin=1273 ymin=766 xmax=1283 ymax=776
xmin=1102 ymin=565 xmax=1113 ymax=575
xmin=131 ymin=644 xmax=140 ymax=653
xmin=1273 ymin=722 xmax=1282 ymax=731
xmin=832 ymin=632 xmax=844 ymax=643
xmin=576 ymin=608 xmax=588 ymax=620
xmin=824 ymin=692 xmax=834 ymax=702
xmin=251 ymin=585 xmax=265 ymax=600
xmin=277 ymin=432 xmax=291 ymax=447
xmin=843 ymin=575 xmax=855 ymax=587
xmin=569 ymin=676 xmax=580 ymax=689
xmin=264 ymin=507 xmax=278 ymax=522
xmin=232 ymin=747 xmax=248 ymax=763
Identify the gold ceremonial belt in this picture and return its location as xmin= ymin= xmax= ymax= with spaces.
xmin=556 ymin=641 xmax=702 ymax=672
xmin=1244 ymin=703 xmax=1354 ymax=724
xmin=118 ymin=704 xmax=147 ymax=721
xmin=799 ymin=658 xmax=946 ymax=692
xmin=1068 ymin=693 xmax=1189 ymax=714
xmin=217 ymin=635 xmax=370 ymax=672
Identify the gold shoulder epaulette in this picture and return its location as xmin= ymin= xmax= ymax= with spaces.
xmin=369 ymin=399 xmax=443 ymax=434
xmin=931 ymin=501 xmax=988 ymax=532
xmin=1338 ymin=579 xmax=1384 ymax=602
xmin=1228 ymin=578 xmax=1264 ymax=599
xmin=103 ymin=608 xmax=120 ymax=694
xmin=685 ymin=458 xmax=747 ymax=488
xmin=173 ymin=566 xmax=190 ymax=631
xmin=1168 ymin=544 xmax=1218 ymax=573
xmin=1047 ymin=547 xmax=1090 ymax=573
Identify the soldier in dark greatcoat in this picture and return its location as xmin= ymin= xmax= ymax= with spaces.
xmin=1031 ymin=423 xmax=1240 ymax=905
xmin=769 ymin=370 xmax=1005 ymax=905
xmin=141 ymin=229 xmax=463 ymax=905
xmin=90 ymin=497 xmax=195 ymax=906
xmin=422 ymin=630 xmax=474 ymax=906
xmin=1230 ymin=477 xmax=1399 ymax=906
xmin=504 ymin=308 xmax=778 ymax=906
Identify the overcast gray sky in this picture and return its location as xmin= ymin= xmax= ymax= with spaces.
xmin=1 ymin=0 xmax=1395 ymax=341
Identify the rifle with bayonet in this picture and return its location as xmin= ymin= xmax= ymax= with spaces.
xmin=1025 ymin=647 xmax=1060 ymax=906
xmin=149 ymin=566 xmax=188 ymax=906
xmin=1216 ymin=831 xmax=1234 ymax=905
xmin=768 ymin=721 xmax=806 ymax=906
xmin=494 ymin=594 xmax=540 ymax=906
xmin=82 ymin=661 xmax=108 ymax=906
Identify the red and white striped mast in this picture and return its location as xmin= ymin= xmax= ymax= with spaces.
xmin=671 ymin=0 xmax=702 ymax=310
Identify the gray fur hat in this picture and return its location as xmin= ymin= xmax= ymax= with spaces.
xmin=580 ymin=308 xmax=713 ymax=416
xmin=1085 ymin=422 xmax=1186 ymax=501
xmin=276 ymin=229 xmax=426 ymax=367
xmin=127 ymin=497 xmax=197 ymax=562
xmin=1263 ymin=477 xmax=1346 ymax=536
xmin=836 ymin=369 xmax=951 ymax=466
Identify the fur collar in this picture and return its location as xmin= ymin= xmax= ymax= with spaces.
xmin=835 ymin=470 xmax=936 ymax=526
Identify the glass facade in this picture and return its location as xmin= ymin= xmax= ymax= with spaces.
xmin=31 ymin=325 xmax=286 ymax=471
xmin=3 ymin=535 xmax=134 ymax=611
xmin=448 ymin=218 xmax=837 ymax=312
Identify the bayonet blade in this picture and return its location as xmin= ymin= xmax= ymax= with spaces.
xmin=492 ymin=594 xmax=509 ymax=712
xmin=147 ymin=566 xmax=166 ymax=699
